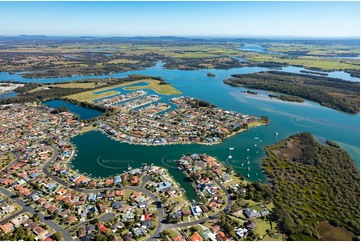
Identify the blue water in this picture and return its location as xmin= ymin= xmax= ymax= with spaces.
xmin=43 ymin=99 xmax=103 ymax=120
xmin=0 ymin=60 xmax=358 ymax=83
xmin=1 ymin=61 xmax=358 ymax=173
xmin=0 ymin=92 xmax=17 ymax=99
xmin=238 ymin=44 xmax=268 ymax=53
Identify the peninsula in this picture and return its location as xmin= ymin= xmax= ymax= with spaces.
xmin=224 ymin=71 xmax=360 ymax=114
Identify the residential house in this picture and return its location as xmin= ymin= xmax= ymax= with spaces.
xmin=189 ymin=232 xmax=203 ymax=241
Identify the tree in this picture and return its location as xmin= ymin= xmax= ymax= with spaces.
xmin=52 ymin=232 xmax=63 ymax=241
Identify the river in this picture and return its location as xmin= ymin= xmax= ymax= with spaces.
xmin=1 ymin=61 xmax=359 ymax=201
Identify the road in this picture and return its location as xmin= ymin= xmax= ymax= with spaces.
xmin=11 ymin=145 xmax=231 ymax=240
xmin=0 ymin=152 xmax=20 ymax=172
xmin=0 ymin=187 xmax=73 ymax=241
xmin=42 ymin=154 xmax=165 ymax=240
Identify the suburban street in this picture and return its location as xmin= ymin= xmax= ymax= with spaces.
xmin=5 ymin=144 xmax=232 ymax=241
xmin=0 ymin=187 xmax=73 ymax=241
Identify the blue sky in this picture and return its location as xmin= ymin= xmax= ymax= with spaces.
xmin=0 ymin=1 xmax=359 ymax=37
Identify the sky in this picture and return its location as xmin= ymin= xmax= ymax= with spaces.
xmin=0 ymin=1 xmax=359 ymax=37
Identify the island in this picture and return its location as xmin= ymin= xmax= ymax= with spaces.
xmin=224 ymin=71 xmax=360 ymax=113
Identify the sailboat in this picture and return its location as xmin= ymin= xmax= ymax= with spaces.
xmin=228 ymin=149 xmax=233 ymax=159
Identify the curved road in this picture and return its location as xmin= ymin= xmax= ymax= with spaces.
xmin=42 ymin=146 xmax=232 ymax=239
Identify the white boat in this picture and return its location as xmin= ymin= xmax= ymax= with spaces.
xmin=254 ymin=144 xmax=257 ymax=147
xmin=247 ymin=174 xmax=250 ymax=178
xmin=228 ymin=155 xmax=233 ymax=159
xmin=275 ymin=132 xmax=279 ymax=136
xmin=246 ymin=149 xmax=250 ymax=151
xmin=248 ymin=167 xmax=250 ymax=171
xmin=241 ymin=163 xmax=244 ymax=166
xmin=247 ymin=156 xmax=249 ymax=159
xmin=247 ymin=161 xmax=250 ymax=164
xmin=259 ymin=140 xmax=262 ymax=143
xmin=229 ymin=147 xmax=234 ymax=150
xmin=256 ymin=173 xmax=258 ymax=176
xmin=254 ymin=137 xmax=259 ymax=140
xmin=256 ymin=151 xmax=259 ymax=154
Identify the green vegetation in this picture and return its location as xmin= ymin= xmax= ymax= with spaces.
xmin=0 ymin=86 xmax=92 ymax=105
xmin=0 ymin=153 xmax=16 ymax=169
xmin=0 ymin=225 xmax=36 ymax=241
xmin=224 ymin=71 xmax=359 ymax=113
xmin=123 ymin=79 xmax=182 ymax=95
xmin=246 ymin=90 xmax=258 ymax=95
xmin=244 ymin=52 xmax=359 ymax=72
xmin=268 ymin=94 xmax=304 ymax=103
xmin=262 ymin=133 xmax=360 ymax=240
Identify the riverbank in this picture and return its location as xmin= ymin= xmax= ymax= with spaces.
xmin=224 ymin=71 xmax=360 ymax=114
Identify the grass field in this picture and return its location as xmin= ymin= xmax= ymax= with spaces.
xmin=123 ymin=79 xmax=182 ymax=95
xmin=66 ymin=79 xmax=181 ymax=103
xmin=245 ymin=53 xmax=360 ymax=71
xmin=0 ymin=153 xmax=16 ymax=169
xmin=29 ymin=82 xmax=99 ymax=93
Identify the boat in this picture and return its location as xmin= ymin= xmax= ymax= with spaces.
xmin=256 ymin=173 xmax=258 ymax=176
xmin=246 ymin=148 xmax=250 ymax=151
xmin=256 ymin=151 xmax=259 ymax=154
xmin=248 ymin=167 xmax=250 ymax=171
xmin=275 ymin=132 xmax=279 ymax=136
xmin=247 ymin=161 xmax=250 ymax=164
xmin=241 ymin=163 xmax=244 ymax=166
xmin=177 ymin=167 xmax=182 ymax=170
xmin=254 ymin=144 xmax=257 ymax=147
xmin=228 ymin=155 xmax=233 ymax=159
xmin=247 ymin=156 xmax=249 ymax=159
xmin=259 ymin=140 xmax=262 ymax=142
xmin=229 ymin=147 xmax=234 ymax=150
xmin=247 ymin=174 xmax=250 ymax=178
xmin=254 ymin=137 xmax=259 ymax=140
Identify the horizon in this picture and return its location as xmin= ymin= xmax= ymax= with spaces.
xmin=1 ymin=34 xmax=360 ymax=40
xmin=0 ymin=1 xmax=359 ymax=37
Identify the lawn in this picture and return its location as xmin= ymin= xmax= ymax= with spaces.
xmin=253 ymin=218 xmax=272 ymax=238
xmin=0 ymin=153 xmax=16 ymax=169
xmin=79 ymin=125 xmax=97 ymax=134
xmin=66 ymin=79 xmax=181 ymax=103
xmin=124 ymin=79 xmax=182 ymax=95
xmin=29 ymin=82 xmax=99 ymax=93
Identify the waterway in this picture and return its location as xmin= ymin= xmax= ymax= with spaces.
xmin=1 ymin=61 xmax=359 ymax=201
xmin=0 ymin=91 xmax=17 ymax=99
xmin=64 ymin=62 xmax=360 ymax=201
xmin=43 ymin=99 xmax=103 ymax=120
